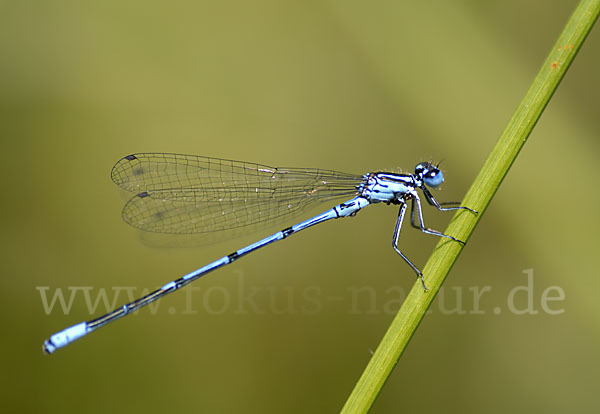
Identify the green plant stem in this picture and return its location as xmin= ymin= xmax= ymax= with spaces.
xmin=340 ymin=1 xmax=600 ymax=412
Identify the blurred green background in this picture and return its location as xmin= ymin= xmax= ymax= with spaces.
xmin=1 ymin=1 xmax=599 ymax=412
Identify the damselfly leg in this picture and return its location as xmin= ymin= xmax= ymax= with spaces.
xmin=391 ymin=201 xmax=429 ymax=290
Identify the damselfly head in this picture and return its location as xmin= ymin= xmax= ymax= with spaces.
xmin=415 ymin=162 xmax=444 ymax=188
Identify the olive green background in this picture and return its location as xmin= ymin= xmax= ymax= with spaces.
xmin=1 ymin=1 xmax=599 ymax=413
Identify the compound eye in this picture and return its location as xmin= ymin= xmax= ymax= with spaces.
xmin=424 ymin=169 xmax=444 ymax=187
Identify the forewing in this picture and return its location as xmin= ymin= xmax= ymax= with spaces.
xmin=112 ymin=153 xmax=360 ymax=234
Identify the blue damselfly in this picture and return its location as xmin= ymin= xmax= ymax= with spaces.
xmin=43 ymin=153 xmax=476 ymax=353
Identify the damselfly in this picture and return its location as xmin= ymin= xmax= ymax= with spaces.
xmin=43 ymin=153 xmax=476 ymax=354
